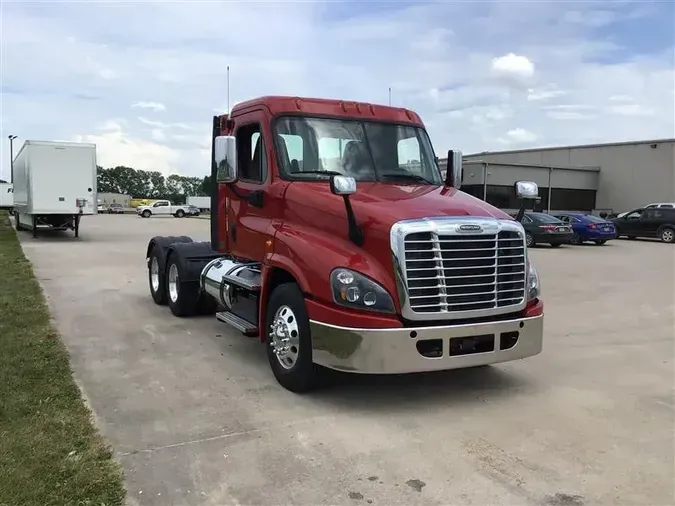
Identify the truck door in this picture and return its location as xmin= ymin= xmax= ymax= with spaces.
xmin=153 ymin=200 xmax=171 ymax=215
xmin=227 ymin=117 xmax=273 ymax=261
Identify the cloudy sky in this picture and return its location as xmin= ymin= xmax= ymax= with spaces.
xmin=1 ymin=0 xmax=673 ymax=180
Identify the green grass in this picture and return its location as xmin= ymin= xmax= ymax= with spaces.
xmin=0 ymin=212 xmax=126 ymax=506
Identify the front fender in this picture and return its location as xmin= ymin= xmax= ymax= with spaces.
xmin=269 ymin=223 xmax=395 ymax=307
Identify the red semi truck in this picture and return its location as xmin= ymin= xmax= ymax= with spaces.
xmin=145 ymin=96 xmax=544 ymax=392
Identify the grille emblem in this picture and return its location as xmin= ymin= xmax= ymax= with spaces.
xmin=458 ymin=224 xmax=483 ymax=233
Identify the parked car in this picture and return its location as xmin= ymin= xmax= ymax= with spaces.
xmin=612 ymin=207 xmax=675 ymax=243
xmin=550 ymin=212 xmax=616 ymax=245
xmin=107 ymin=203 xmax=125 ymax=214
xmin=136 ymin=200 xmax=191 ymax=218
xmin=97 ymin=202 xmax=106 ymax=213
xmin=617 ymin=202 xmax=675 ymax=218
xmin=513 ymin=212 xmax=574 ymax=247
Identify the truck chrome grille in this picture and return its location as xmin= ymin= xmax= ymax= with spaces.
xmin=402 ymin=229 xmax=526 ymax=315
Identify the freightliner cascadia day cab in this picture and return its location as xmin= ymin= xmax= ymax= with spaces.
xmin=12 ymin=140 xmax=97 ymax=238
xmin=145 ymin=96 xmax=544 ymax=392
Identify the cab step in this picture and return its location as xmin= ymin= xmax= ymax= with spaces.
xmin=216 ymin=311 xmax=259 ymax=337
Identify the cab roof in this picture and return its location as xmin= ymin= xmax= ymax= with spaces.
xmin=229 ymin=95 xmax=425 ymax=126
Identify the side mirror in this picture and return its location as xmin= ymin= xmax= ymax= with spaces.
xmin=330 ymin=175 xmax=363 ymax=246
xmin=214 ymin=135 xmax=237 ymax=183
xmin=444 ymin=150 xmax=462 ymax=189
xmin=330 ymin=175 xmax=357 ymax=196
xmin=514 ymin=180 xmax=539 ymax=199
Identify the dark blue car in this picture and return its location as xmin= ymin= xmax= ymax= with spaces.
xmin=551 ymin=212 xmax=617 ymax=245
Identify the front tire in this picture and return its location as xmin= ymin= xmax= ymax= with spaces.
xmin=525 ymin=232 xmax=534 ymax=248
xmin=570 ymin=233 xmax=582 ymax=245
xmin=142 ymin=210 xmax=151 ymax=218
xmin=594 ymin=240 xmax=607 ymax=245
xmin=550 ymin=243 xmax=561 ymax=248
xmin=265 ymin=282 xmax=319 ymax=393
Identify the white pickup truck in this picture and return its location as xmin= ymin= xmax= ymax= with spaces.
xmin=137 ymin=200 xmax=192 ymax=218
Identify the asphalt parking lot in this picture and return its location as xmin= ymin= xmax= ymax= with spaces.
xmin=16 ymin=214 xmax=674 ymax=506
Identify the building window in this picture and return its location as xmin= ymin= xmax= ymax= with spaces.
xmin=550 ymin=188 xmax=596 ymax=212
xmin=459 ymin=184 xmax=596 ymax=212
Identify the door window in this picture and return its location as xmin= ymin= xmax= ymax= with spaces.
xmin=236 ymin=123 xmax=267 ymax=183
xmin=626 ymin=211 xmax=642 ymax=220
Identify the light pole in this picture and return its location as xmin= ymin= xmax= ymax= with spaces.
xmin=8 ymin=135 xmax=17 ymax=183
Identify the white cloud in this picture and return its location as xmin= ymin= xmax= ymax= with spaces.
xmin=98 ymin=68 xmax=117 ymax=80
xmin=72 ymin=120 xmax=180 ymax=174
xmin=505 ymin=128 xmax=539 ymax=144
xmin=132 ymin=101 xmax=166 ymax=112
xmin=491 ymin=53 xmax=536 ymax=89
xmin=137 ymin=117 xmax=195 ymax=130
xmin=0 ymin=1 xmax=673 ymax=177
xmin=606 ymin=104 xmax=656 ymax=117
xmin=527 ymin=87 xmax=567 ymax=102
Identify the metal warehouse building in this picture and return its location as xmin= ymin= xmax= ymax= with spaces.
xmin=440 ymin=138 xmax=674 ymax=214
xmin=98 ymin=192 xmax=132 ymax=208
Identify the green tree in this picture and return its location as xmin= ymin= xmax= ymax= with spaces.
xmin=200 ymin=175 xmax=214 ymax=197
xmin=97 ymin=165 xmax=207 ymax=201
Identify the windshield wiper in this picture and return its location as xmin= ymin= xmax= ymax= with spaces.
xmin=379 ymin=173 xmax=435 ymax=185
xmin=293 ymin=170 xmax=343 ymax=177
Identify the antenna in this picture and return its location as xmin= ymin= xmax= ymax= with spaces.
xmin=388 ymin=87 xmax=392 ymax=106
xmin=226 ymin=66 xmax=230 ymax=113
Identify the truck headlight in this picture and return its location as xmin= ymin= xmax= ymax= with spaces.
xmin=330 ymin=268 xmax=395 ymax=313
xmin=527 ymin=261 xmax=541 ymax=300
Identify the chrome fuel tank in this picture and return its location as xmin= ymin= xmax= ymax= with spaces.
xmin=200 ymin=257 xmax=261 ymax=309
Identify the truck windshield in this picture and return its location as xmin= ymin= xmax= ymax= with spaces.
xmin=273 ymin=116 xmax=443 ymax=184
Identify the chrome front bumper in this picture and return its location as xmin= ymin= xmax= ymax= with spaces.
xmin=310 ymin=314 xmax=543 ymax=374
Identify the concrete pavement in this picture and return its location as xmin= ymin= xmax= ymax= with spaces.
xmin=16 ymin=214 xmax=674 ymax=505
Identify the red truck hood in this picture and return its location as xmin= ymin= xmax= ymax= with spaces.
xmin=284 ymin=182 xmax=511 ymax=229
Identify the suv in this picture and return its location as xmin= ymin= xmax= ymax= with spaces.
xmin=613 ymin=208 xmax=675 ymax=243
xmin=617 ymin=202 xmax=675 ymax=218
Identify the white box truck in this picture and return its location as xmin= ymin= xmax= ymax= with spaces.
xmin=0 ymin=183 xmax=13 ymax=213
xmin=186 ymin=195 xmax=210 ymax=211
xmin=12 ymin=140 xmax=97 ymax=238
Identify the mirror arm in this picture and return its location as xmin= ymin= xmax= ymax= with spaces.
xmin=343 ymin=196 xmax=364 ymax=246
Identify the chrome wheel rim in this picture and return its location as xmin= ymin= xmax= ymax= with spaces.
xmin=663 ymin=230 xmax=674 ymax=242
xmin=168 ymin=263 xmax=179 ymax=303
xmin=269 ymin=305 xmax=300 ymax=370
xmin=150 ymin=257 xmax=160 ymax=293
xmin=526 ymin=234 xmax=533 ymax=247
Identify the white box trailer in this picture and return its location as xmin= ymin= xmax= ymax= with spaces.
xmin=187 ymin=195 xmax=210 ymax=211
xmin=0 ymin=183 xmax=13 ymax=211
xmin=12 ymin=140 xmax=97 ymax=238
